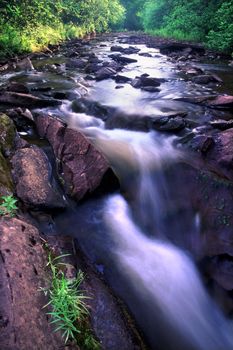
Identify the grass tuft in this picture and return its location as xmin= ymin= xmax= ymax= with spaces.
xmin=41 ymin=253 xmax=100 ymax=349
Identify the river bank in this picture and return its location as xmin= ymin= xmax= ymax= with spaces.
xmin=1 ymin=32 xmax=233 ymax=350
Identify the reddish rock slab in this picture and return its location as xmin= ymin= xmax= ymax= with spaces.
xmin=0 ymin=217 xmax=69 ymax=350
xmin=36 ymin=115 xmax=111 ymax=201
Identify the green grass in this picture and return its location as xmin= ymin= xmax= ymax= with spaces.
xmin=0 ymin=195 xmax=18 ymax=217
xmin=41 ymin=253 xmax=100 ymax=349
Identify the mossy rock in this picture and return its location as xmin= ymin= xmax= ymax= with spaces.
xmin=0 ymin=150 xmax=13 ymax=195
xmin=0 ymin=113 xmax=16 ymax=155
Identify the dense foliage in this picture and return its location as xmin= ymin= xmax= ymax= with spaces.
xmin=122 ymin=0 xmax=233 ymax=54
xmin=0 ymin=0 xmax=125 ymax=57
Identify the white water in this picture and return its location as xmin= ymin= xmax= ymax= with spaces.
xmin=85 ymin=127 xmax=233 ymax=350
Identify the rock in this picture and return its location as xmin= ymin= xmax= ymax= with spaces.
xmin=131 ymin=76 xmax=165 ymax=89
xmin=102 ymin=60 xmax=123 ymax=72
xmin=160 ymin=43 xmax=205 ymax=56
xmin=35 ymin=115 xmax=112 ymax=201
xmin=110 ymin=45 xmax=139 ymax=54
xmin=138 ymin=52 xmax=152 ymax=57
xmin=141 ymin=86 xmax=160 ymax=93
xmin=95 ymin=67 xmax=116 ymax=81
xmin=192 ymin=75 xmax=221 ymax=85
xmin=210 ymin=119 xmax=233 ymax=131
xmin=0 ymin=217 xmax=69 ymax=350
xmin=11 ymin=146 xmax=66 ymax=209
xmin=85 ymin=63 xmax=103 ymax=74
xmin=66 ymin=58 xmax=87 ymax=69
xmin=16 ymin=57 xmax=34 ymax=71
xmin=175 ymin=95 xmax=233 ymax=110
xmin=207 ymin=95 xmax=233 ymax=109
xmin=113 ymin=75 xmax=132 ymax=84
xmin=0 ymin=114 xmax=15 ymax=195
xmin=205 ymin=128 xmax=233 ymax=181
xmin=206 ymin=256 xmax=233 ymax=291
xmin=109 ymin=54 xmax=137 ymax=65
xmin=0 ymin=151 xmax=14 ymax=196
xmin=6 ymin=82 xmax=30 ymax=94
xmin=0 ymin=91 xmax=62 ymax=108
xmin=151 ymin=116 xmax=186 ymax=131
xmin=5 ymin=108 xmax=34 ymax=133
xmin=186 ymin=135 xmax=214 ymax=153
xmin=0 ymin=114 xmax=16 ymax=156
xmin=71 ymin=98 xmax=114 ymax=120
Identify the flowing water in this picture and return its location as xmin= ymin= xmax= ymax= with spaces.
xmin=2 ymin=33 xmax=233 ymax=349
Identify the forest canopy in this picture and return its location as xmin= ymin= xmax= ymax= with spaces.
xmin=0 ymin=0 xmax=232 ymax=57
xmin=0 ymin=0 xmax=125 ymax=56
xmin=122 ymin=0 xmax=233 ymax=53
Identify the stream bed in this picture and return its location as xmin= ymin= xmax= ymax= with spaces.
xmin=1 ymin=33 xmax=233 ymax=349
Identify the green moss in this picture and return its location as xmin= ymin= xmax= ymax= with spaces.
xmin=0 ymin=151 xmax=13 ymax=196
xmin=0 ymin=114 xmax=16 ymax=155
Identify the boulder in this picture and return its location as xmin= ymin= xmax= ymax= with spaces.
xmin=95 ymin=67 xmax=116 ymax=81
xmin=192 ymin=75 xmax=221 ymax=85
xmin=131 ymin=76 xmax=165 ymax=89
xmin=16 ymin=57 xmax=34 ymax=71
xmin=159 ymin=43 xmax=205 ymax=56
xmin=11 ymin=146 xmax=66 ymax=209
xmin=113 ymin=75 xmax=132 ymax=84
xmin=66 ymin=58 xmax=87 ymax=69
xmin=151 ymin=116 xmax=186 ymax=132
xmin=71 ymin=98 xmax=114 ymax=120
xmin=5 ymin=108 xmax=34 ymax=132
xmin=0 ymin=91 xmax=62 ymax=108
xmin=6 ymin=82 xmax=30 ymax=94
xmin=35 ymin=115 xmax=112 ymax=201
xmin=109 ymin=54 xmax=137 ymax=65
xmin=110 ymin=45 xmax=140 ymax=54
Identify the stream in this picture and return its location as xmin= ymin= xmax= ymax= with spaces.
xmin=2 ymin=33 xmax=233 ymax=349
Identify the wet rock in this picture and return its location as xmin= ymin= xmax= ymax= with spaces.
xmin=85 ymin=62 xmax=103 ymax=74
xmin=0 ymin=91 xmax=62 ymax=108
xmin=206 ymin=255 xmax=233 ymax=291
xmin=66 ymin=58 xmax=87 ymax=69
xmin=95 ymin=67 xmax=116 ymax=81
xmin=35 ymin=115 xmax=112 ymax=201
xmin=151 ymin=116 xmax=186 ymax=131
xmin=109 ymin=54 xmax=137 ymax=65
xmin=186 ymin=135 xmax=214 ymax=153
xmin=139 ymin=52 xmax=152 ymax=57
xmin=11 ymin=146 xmax=66 ymax=209
xmin=207 ymin=95 xmax=233 ymax=109
xmin=210 ymin=119 xmax=233 ymax=131
xmin=5 ymin=108 xmax=34 ymax=133
xmin=16 ymin=57 xmax=34 ymax=71
xmin=205 ymin=128 xmax=233 ymax=181
xmin=192 ymin=74 xmax=222 ymax=85
xmin=141 ymin=86 xmax=160 ymax=93
xmin=72 ymin=98 xmax=114 ymax=120
xmin=6 ymin=82 xmax=30 ymax=94
xmin=131 ymin=76 xmax=165 ymax=89
xmin=102 ymin=60 xmax=123 ymax=72
xmin=0 ymin=217 xmax=70 ymax=350
xmin=160 ymin=43 xmax=205 ymax=56
xmin=175 ymin=95 xmax=233 ymax=110
xmin=113 ymin=75 xmax=132 ymax=84
xmin=110 ymin=45 xmax=140 ymax=55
